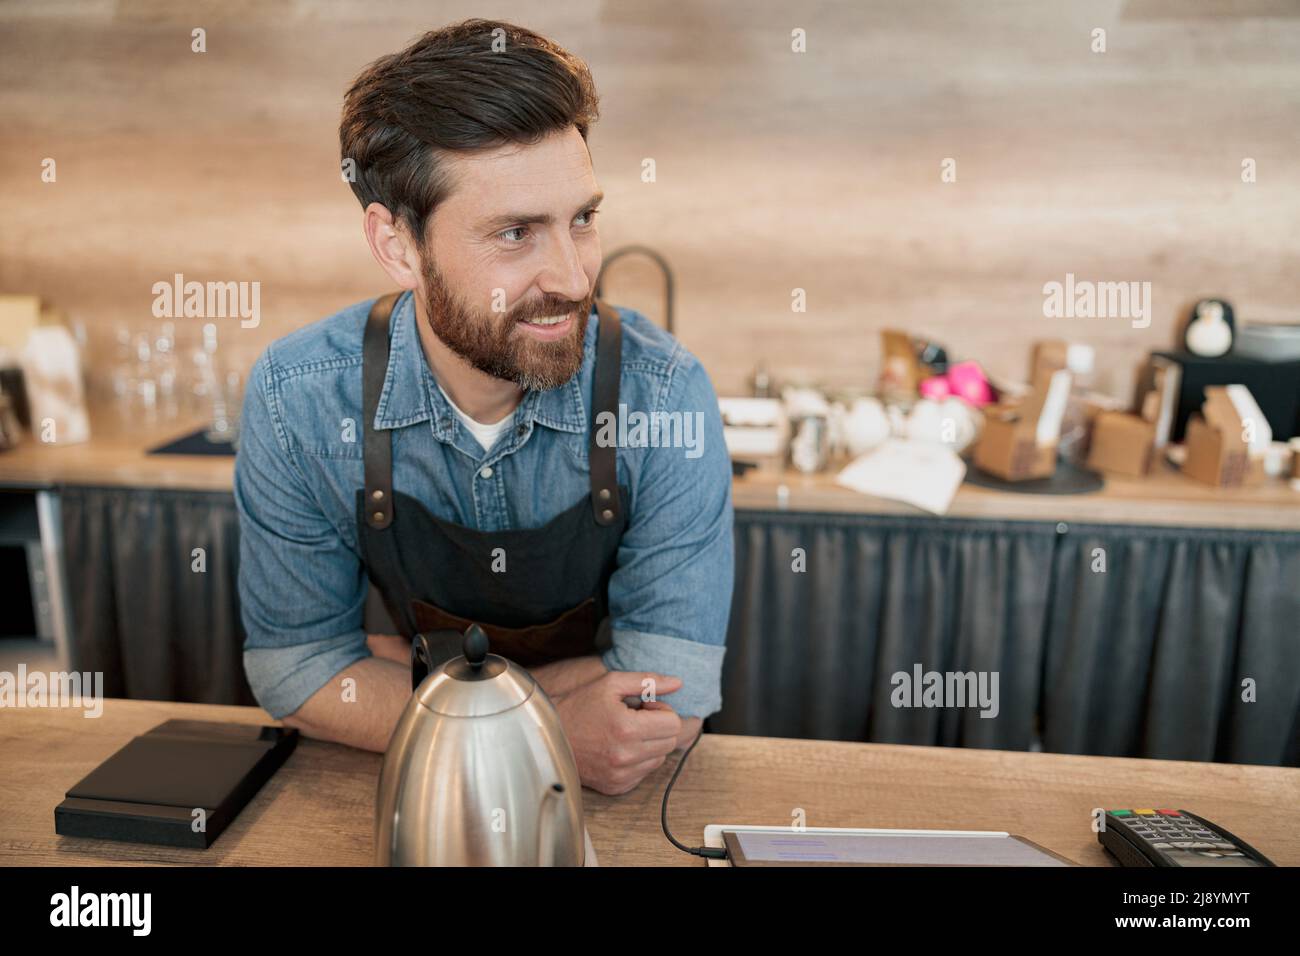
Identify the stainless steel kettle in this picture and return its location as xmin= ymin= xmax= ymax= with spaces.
xmin=375 ymin=624 xmax=587 ymax=866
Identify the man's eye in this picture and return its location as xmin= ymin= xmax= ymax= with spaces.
xmin=575 ymin=209 xmax=599 ymax=228
xmin=499 ymin=226 xmax=529 ymax=243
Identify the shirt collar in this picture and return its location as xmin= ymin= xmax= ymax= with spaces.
xmin=372 ymin=291 xmax=595 ymax=438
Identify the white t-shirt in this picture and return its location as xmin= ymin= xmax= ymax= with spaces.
xmin=436 ymin=382 xmax=515 ymax=453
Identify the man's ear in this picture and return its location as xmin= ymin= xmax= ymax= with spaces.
xmin=362 ymin=203 xmax=422 ymax=290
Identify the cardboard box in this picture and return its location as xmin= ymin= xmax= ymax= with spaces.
xmin=975 ymin=414 xmax=1055 ymax=480
xmin=1030 ymin=340 xmax=1068 ymax=392
xmin=1182 ymin=386 xmax=1261 ymax=487
xmin=880 ymin=330 xmax=924 ymax=403
xmin=1183 ymin=416 xmax=1248 ymax=486
xmin=973 ymin=369 xmax=1071 ymax=481
xmin=1087 ymin=411 xmax=1155 ymax=477
xmin=0 ymin=295 xmax=41 ymax=352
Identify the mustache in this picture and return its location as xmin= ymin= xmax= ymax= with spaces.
xmin=507 ymin=294 xmax=591 ymax=323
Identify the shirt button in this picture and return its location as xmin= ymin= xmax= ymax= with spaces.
xmin=479 ymin=466 xmax=493 ymax=479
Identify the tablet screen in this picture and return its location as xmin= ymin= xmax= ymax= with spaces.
xmin=729 ymin=830 xmax=1071 ymax=866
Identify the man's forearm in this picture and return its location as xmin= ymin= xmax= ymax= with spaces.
xmin=280 ymin=655 xmax=411 ymax=753
xmin=528 ymin=654 xmax=607 ymax=698
xmin=279 ymin=650 xmax=706 ymax=756
xmin=281 ymin=652 xmax=605 ymax=753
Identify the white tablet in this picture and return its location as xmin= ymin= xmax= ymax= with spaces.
xmin=702 ymin=824 xmax=1075 ymax=867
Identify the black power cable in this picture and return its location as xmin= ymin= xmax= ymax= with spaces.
xmin=660 ymin=728 xmax=727 ymax=860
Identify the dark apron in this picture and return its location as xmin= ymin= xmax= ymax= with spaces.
xmin=356 ymin=292 xmax=629 ymax=678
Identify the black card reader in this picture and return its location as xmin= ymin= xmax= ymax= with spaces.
xmin=1099 ymin=809 xmax=1273 ymax=867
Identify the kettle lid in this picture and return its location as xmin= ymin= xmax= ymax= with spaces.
xmin=415 ymin=624 xmax=536 ymax=717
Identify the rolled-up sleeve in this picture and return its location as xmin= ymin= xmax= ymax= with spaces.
xmin=234 ymin=350 xmax=370 ymax=719
xmin=603 ymin=352 xmax=734 ymax=719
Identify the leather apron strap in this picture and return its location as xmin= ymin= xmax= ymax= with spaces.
xmin=363 ymin=292 xmax=401 ymax=529
xmin=590 ymin=299 xmax=623 ymax=527
xmin=362 ymin=293 xmax=624 ymax=531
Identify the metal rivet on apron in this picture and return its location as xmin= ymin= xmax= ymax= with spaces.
xmin=372 ymin=489 xmax=384 ymax=501
xmin=598 ymin=488 xmax=611 ymax=502
xmin=601 ymin=508 xmax=613 ymax=522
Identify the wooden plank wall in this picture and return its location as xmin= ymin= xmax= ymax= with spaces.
xmin=2 ymin=0 xmax=1298 ymax=401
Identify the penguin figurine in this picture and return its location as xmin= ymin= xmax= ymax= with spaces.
xmin=1184 ymin=298 xmax=1234 ymax=358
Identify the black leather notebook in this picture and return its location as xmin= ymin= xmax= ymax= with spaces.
xmin=54 ymin=719 xmax=298 ymax=849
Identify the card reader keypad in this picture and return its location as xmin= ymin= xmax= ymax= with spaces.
xmin=1108 ymin=810 xmax=1241 ymax=857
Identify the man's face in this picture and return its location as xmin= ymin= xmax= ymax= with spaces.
xmin=416 ymin=126 xmax=602 ymax=391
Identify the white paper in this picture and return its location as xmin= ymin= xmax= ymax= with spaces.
xmin=718 ymin=396 xmax=783 ymax=427
xmin=20 ymin=325 xmax=90 ymax=444
xmin=836 ymin=438 xmax=966 ymax=515
xmin=724 ymin=426 xmax=784 ymax=457
xmin=1225 ymin=384 xmax=1271 ymax=454
xmin=1151 ymin=358 xmax=1181 ymax=450
xmin=1035 ymin=369 xmax=1071 ymax=447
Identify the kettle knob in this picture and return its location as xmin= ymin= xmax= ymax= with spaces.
xmin=410 ymin=623 xmax=496 ymax=691
xmin=463 ymin=623 xmax=490 ymax=670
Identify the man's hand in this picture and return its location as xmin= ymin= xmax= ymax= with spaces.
xmin=552 ymin=670 xmax=685 ymax=795
xmin=642 ymin=700 xmax=703 ymax=752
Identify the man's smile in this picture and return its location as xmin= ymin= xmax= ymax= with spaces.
xmin=517 ymin=310 xmax=576 ymax=340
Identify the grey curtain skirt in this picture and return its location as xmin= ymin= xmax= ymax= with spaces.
xmin=58 ymin=487 xmax=1300 ymax=766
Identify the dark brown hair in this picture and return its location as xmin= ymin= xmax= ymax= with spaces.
xmin=339 ymin=19 xmax=600 ymax=245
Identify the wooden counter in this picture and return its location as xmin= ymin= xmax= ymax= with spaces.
xmin=0 ymin=417 xmax=236 ymax=494
xmin=733 ymin=460 xmax=1300 ymax=530
xmin=0 ymin=415 xmax=1297 ymax=528
xmin=1 ymin=699 xmax=1297 ymax=866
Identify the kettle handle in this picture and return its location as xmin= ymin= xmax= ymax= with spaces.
xmin=411 ymin=629 xmax=462 ymax=691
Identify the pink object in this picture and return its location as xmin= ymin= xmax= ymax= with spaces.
xmin=917 ymin=362 xmax=993 ymax=407
xmin=919 ymin=375 xmax=951 ymax=399
xmin=944 ymin=361 xmax=994 ymax=406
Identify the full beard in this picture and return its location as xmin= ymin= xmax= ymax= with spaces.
xmin=420 ymin=256 xmax=593 ymax=392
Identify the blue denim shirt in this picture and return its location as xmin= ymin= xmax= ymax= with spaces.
xmin=235 ymin=291 xmax=733 ymax=720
